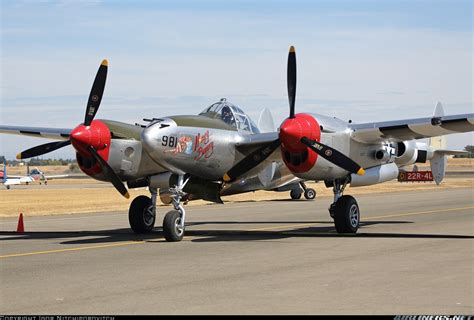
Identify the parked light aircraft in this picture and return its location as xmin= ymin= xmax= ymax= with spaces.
xmin=1 ymin=47 xmax=472 ymax=241
xmin=1 ymin=162 xmax=34 ymax=189
xmin=0 ymin=162 xmax=69 ymax=189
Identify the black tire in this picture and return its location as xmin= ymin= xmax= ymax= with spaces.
xmin=333 ymin=195 xmax=360 ymax=233
xmin=304 ymin=188 xmax=316 ymax=200
xmin=129 ymin=195 xmax=155 ymax=233
xmin=163 ymin=210 xmax=184 ymax=242
xmin=290 ymin=189 xmax=302 ymax=200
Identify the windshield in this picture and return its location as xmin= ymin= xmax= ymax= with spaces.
xmin=199 ymin=99 xmax=260 ymax=134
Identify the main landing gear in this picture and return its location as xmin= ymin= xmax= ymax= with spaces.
xmin=290 ymin=182 xmax=316 ymax=200
xmin=329 ymin=178 xmax=360 ymax=234
xmin=129 ymin=188 xmax=157 ymax=233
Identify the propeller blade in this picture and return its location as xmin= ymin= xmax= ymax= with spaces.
xmin=223 ymin=139 xmax=281 ymax=182
xmin=300 ymin=137 xmax=365 ymax=176
xmin=84 ymin=59 xmax=108 ymax=126
xmin=88 ymin=146 xmax=130 ymax=198
xmin=287 ymin=46 xmax=296 ymax=119
xmin=16 ymin=140 xmax=71 ymax=160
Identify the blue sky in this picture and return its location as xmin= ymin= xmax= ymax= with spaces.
xmin=1 ymin=0 xmax=472 ymax=159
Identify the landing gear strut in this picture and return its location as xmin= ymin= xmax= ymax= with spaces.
xmin=163 ymin=175 xmax=189 ymax=242
xmin=129 ymin=188 xmax=157 ymax=233
xmin=329 ymin=178 xmax=359 ymax=234
xmin=300 ymin=182 xmax=316 ymax=200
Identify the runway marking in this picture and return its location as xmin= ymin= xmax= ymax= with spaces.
xmin=0 ymin=205 xmax=259 ymax=226
xmin=363 ymin=206 xmax=474 ymax=221
xmin=248 ymin=223 xmax=325 ymax=232
xmin=235 ymin=206 xmax=474 ymax=233
xmin=0 ymin=241 xmax=144 ymax=259
xmin=1 ymin=205 xmax=472 ymax=259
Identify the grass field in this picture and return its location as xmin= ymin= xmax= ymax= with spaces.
xmin=1 ymin=159 xmax=473 ymax=218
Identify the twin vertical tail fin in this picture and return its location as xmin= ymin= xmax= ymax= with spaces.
xmin=2 ymin=161 xmax=7 ymax=182
xmin=429 ymin=102 xmax=468 ymax=185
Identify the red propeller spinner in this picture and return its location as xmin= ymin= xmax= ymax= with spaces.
xmin=279 ymin=114 xmax=321 ymax=173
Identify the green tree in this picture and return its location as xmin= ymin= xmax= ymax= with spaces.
xmin=464 ymin=145 xmax=474 ymax=158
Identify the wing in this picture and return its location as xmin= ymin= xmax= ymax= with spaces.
xmin=235 ymin=132 xmax=279 ymax=150
xmin=350 ymin=113 xmax=474 ymax=143
xmin=0 ymin=125 xmax=71 ymax=140
xmin=43 ymin=174 xmax=69 ymax=180
xmin=234 ymin=131 xmax=280 ymax=162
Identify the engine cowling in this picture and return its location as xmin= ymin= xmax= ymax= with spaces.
xmin=395 ymin=140 xmax=430 ymax=167
xmin=71 ymin=120 xmax=111 ymax=180
xmin=279 ymin=113 xmax=321 ymax=174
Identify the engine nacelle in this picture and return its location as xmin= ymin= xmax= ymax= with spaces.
xmin=394 ymin=140 xmax=431 ymax=167
xmin=350 ymin=162 xmax=399 ymax=187
xmin=279 ymin=113 xmax=352 ymax=180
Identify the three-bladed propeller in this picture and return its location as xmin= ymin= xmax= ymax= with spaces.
xmin=16 ymin=60 xmax=129 ymax=198
xmin=223 ymin=46 xmax=365 ymax=182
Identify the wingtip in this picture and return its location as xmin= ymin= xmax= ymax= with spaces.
xmin=357 ymin=168 xmax=365 ymax=176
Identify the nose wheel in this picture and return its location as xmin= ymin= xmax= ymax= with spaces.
xmin=162 ymin=175 xmax=189 ymax=242
xmin=163 ymin=210 xmax=185 ymax=241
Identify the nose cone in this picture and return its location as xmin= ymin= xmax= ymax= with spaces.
xmin=70 ymin=125 xmax=91 ymax=146
xmin=279 ymin=118 xmax=305 ymax=152
xmin=141 ymin=118 xmax=176 ymax=159
xmin=70 ymin=120 xmax=111 ymax=153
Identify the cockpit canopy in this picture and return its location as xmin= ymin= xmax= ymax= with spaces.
xmin=199 ymin=99 xmax=260 ymax=134
xmin=30 ymin=168 xmax=41 ymax=175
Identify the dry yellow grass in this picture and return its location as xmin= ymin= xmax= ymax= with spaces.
xmin=0 ymin=177 xmax=472 ymax=218
xmin=1 ymin=158 xmax=473 ymax=218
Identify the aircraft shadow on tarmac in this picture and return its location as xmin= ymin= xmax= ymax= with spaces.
xmin=1 ymin=220 xmax=473 ymax=245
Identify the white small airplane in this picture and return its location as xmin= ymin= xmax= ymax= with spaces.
xmin=1 ymin=162 xmax=68 ymax=189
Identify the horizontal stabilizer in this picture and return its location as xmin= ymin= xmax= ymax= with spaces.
xmin=434 ymin=149 xmax=469 ymax=156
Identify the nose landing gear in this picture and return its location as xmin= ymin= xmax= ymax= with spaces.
xmin=162 ymin=175 xmax=189 ymax=242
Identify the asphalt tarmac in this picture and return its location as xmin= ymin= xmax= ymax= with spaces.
xmin=0 ymin=188 xmax=473 ymax=314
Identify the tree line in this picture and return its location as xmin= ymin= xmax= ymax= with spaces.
xmin=0 ymin=156 xmax=77 ymax=166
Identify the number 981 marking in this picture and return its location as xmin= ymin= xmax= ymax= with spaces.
xmin=162 ymin=135 xmax=177 ymax=147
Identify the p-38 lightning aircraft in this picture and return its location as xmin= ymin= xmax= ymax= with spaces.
xmin=1 ymin=47 xmax=473 ymax=241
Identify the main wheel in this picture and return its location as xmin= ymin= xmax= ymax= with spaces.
xmin=129 ymin=195 xmax=155 ymax=233
xmin=163 ymin=210 xmax=184 ymax=242
xmin=290 ymin=189 xmax=302 ymax=200
xmin=333 ymin=195 xmax=359 ymax=233
xmin=304 ymin=188 xmax=316 ymax=200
